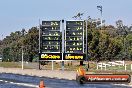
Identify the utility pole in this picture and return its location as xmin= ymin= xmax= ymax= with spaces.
xmin=22 ymin=45 xmax=24 ymax=70
xmin=85 ymin=20 xmax=88 ymax=69
xmin=1 ymin=34 xmax=3 ymax=61
xmin=39 ymin=19 xmax=41 ymax=70
xmin=21 ymin=29 xmax=25 ymax=70
xmin=62 ymin=19 xmax=65 ymax=71
xmin=97 ymin=5 xmax=103 ymax=30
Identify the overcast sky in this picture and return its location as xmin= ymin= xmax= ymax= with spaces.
xmin=0 ymin=0 xmax=132 ymax=39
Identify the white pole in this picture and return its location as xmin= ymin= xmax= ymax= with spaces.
xmin=62 ymin=20 xmax=65 ymax=71
xmin=101 ymin=12 xmax=102 ymax=30
xmin=101 ymin=6 xmax=102 ymax=30
xmin=97 ymin=5 xmax=102 ymax=30
xmin=131 ymin=64 xmax=132 ymax=71
xmin=125 ymin=64 xmax=127 ymax=71
xmin=86 ymin=20 xmax=88 ymax=58
xmin=52 ymin=61 xmax=54 ymax=70
xmin=86 ymin=20 xmax=89 ymax=69
xmin=21 ymin=29 xmax=24 ymax=70
xmin=101 ymin=63 xmax=103 ymax=70
xmin=83 ymin=20 xmax=84 ymax=55
xmin=38 ymin=20 xmax=41 ymax=70
xmin=97 ymin=63 xmax=98 ymax=70
xmin=39 ymin=20 xmax=41 ymax=58
xmin=22 ymin=46 xmax=24 ymax=70
xmin=123 ymin=60 xmax=125 ymax=66
xmin=105 ymin=64 xmax=106 ymax=70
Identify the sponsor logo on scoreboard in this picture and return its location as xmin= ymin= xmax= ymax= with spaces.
xmin=64 ymin=53 xmax=85 ymax=60
xmin=39 ymin=53 xmax=86 ymax=60
xmin=40 ymin=53 xmax=62 ymax=60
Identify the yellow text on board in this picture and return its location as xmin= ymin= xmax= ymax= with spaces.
xmin=41 ymin=54 xmax=60 ymax=59
xmin=65 ymin=55 xmax=83 ymax=60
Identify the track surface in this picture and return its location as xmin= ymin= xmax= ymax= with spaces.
xmin=0 ymin=73 xmax=132 ymax=88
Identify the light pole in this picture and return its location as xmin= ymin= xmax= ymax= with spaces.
xmin=62 ymin=19 xmax=65 ymax=71
xmin=21 ymin=29 xmax=25 ymax=70
xmin=21 ymin=28 xmax=27 ymax=70
xmin=97 ymin=5 xmax=103 ymax=29
xmin=39 ymin=19 xmax=41 ymax=70
xmin=85 ymin=16 xmax=92 ymax=70
xmin=85 ymin=19 xmax=88 ymax=69
xmin=1 ymin=34 xmax=3 ymax=61
xmin=22 ymin=45 xmax=24 ymax=70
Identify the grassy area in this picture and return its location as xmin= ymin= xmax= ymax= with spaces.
xmin=87 ymin=61 xmax=132 ymax=75
xmin=105 ymin=65 xmax=132 ymax=70
xmin=0 ymin=62 xmax=32 ymax=69
xmin=43 ymin=61 xmax=80 ymax=71
xmin=0 ymin=61 xmax=132 ymax=75
xmin=44 ymin=61 xmax=132 ymax=75
xmin=0 ymin=62 xmax=21 ymax=68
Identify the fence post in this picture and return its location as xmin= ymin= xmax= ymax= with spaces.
xmin=105 ymin=64 xmax=106 ymax=70
xmin=125 ymin=64 xmax=127 ymax=71
xmin=97 ymin=63 xmax=98 ymax=70
xmin=123 ymin=60 xmax=125 ymax=66
xmin=131 ymin=64 xmax=132 ymax=71
xmin=52 ymin=61 xmax=54 ymax=70
xmin=101 ymin=63 xmax=103 ymax=70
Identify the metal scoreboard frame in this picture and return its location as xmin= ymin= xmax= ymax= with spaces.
xmin=65 ymin=20 xmax=85 ymax=53
xmin=39 ymin=20 xmax=86 ymax=61
xmin=40 ymin=20 xmax=62 ymax=61
xmin=64 ymin=20 xmax=85 ymax=60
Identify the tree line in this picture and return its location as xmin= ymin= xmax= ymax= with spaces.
xmin=0 ymin=19 xmax=132 ymax=62
xmin=0 ymin=27 xmax=39 ymax=62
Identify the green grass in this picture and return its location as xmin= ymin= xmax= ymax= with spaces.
xmin=0 ymin=62 xmax=32 ymax=69
xmin=87 ymin=62 xmax=132 ymax=74
xmin=106 ymin=65 xmax=131 ymax=70
xmin=0 ymin=61 xmax=132 ymax=75
xmin=44 ymin=62 xmax=80 ymax=71
xmin=0 ymin=62 xmax=21 ymax=68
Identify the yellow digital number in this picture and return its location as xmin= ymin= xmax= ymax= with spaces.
xmin=51 ymin=22 xmax=59 ymax=26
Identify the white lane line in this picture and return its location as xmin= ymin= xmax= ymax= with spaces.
xmin=0 ymin=79 xmax=38 ymax=88
xmin=114 ymin=84 xmax=132 ymax=87
xmin=10 ymin=82 xmax=38 ymax=88
xmin=5 ymin=81 xmax=8 ymax=83
xmin=10 ymin=82 xmax=13 ymax=83
xmin=0 ymin=80 xmax=3 ymax=81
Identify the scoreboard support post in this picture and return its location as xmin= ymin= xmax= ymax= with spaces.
xmin=65 ymin=20 xmax=85 ymax=66
xmin=38 ymin=24 xmax=41 ymax=70
xmin=85 ymin=20 xmax=89 ymax=69
xmin=52 ymin=61 xmax=54 ymax=70
xmin=39 ymin=20 xmax=86 ymax=70
xmin=39 ymin=21 xmax=61 ymax=70
xmin=80 ymin=61 xmax=83 ymax=66
xmin=61 ymin=19 xmax=65 ymax=71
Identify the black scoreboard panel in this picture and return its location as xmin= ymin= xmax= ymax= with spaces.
xmin=66 ymin=21 xmax=84 ymax=53
xmin=41 ymin=21 xmax=61 ymax=53
xmin=66 ymin=21 xmax=83 ymax=26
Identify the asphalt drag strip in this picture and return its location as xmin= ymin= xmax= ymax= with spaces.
xmin=0 ymin=78 xmax=38 ymax=88
xmin=0 ymin=73 xmax=132 ymax=88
